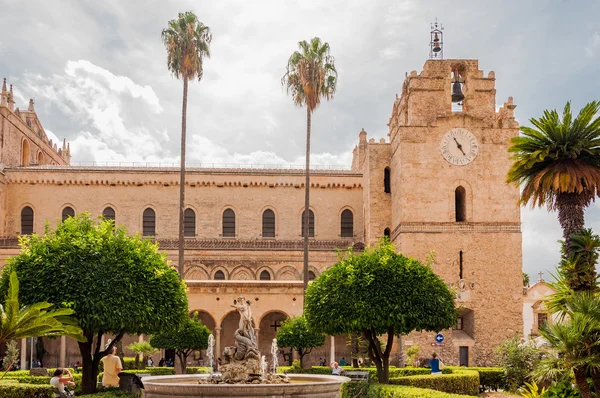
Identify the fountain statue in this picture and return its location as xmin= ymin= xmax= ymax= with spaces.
xmin=207 ymin=334 xmax=214 ymax=372
xmin=271 ymin=338 xmax=279 ymax=374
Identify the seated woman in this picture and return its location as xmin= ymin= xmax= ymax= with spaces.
xmin=50 ymin=368 xmax=75 ymax=397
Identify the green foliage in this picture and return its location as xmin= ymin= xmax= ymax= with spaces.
xmin=406 ymin=345 xmax=420 ymax=367
xmin=80 ymin=388 xmax=138 ymax=398
xmin=150 ymin=313 xmax=210 ymax=373
xmin=507 ymin=100 xmax=600 ymax=210
xmin=185 ymin=366 xmax=211 ymax=374
xmin=460 ymin=366 xmax=505 ymax=391
xmin=276 ymin=315 xmax=325 ymax=367
xmin=2 ymin=340 xmax=19 ymax=371
xmin=0 ymin=272 xmax=83 ymax=346
xmin=291 ymin=359 xmax=301 ymax=369
xmin=495 ymin=336 xmax=542 ymax=391
xmin=542 ymin=381 xmax=582 ymax=398
xmin=282 ymin=37 xmax=337 ymax=112
xmin=0 ymin=383 xmax=55 ymax=398
xmin=341 ymin=382 xmax=473 ymax=398
xmin=161 ymin=12 xmax=212 ymax=81
xmin=523 ymin=273 xmax=531 ymax=287
xmin=390 ymin=369 xmax=479 ymax=396
xmin=560 ymin=229 xmax=600 ymax=292
xmin=127 ymin=341 xmax=158 ymax=369
xmin=305 ymin=240 xmax=456 ymax=383
xmin=519 ymin=380 xmax=547 ymax=398
xmin=0 ymin=214 xmax=188 ymax=393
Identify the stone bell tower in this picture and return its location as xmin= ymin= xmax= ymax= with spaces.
xmin=386 ymin=58 xmax=523 ymax=365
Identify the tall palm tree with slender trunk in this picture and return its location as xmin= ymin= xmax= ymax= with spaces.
xmin=507 ymin=101 xmax=600 ymax=289
xmin=282 ymin=38 xmax=337 ymax=292
xmin=162 ymin=12 xmax=212 ymax=279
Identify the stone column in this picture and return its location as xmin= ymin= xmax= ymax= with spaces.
xmin=20 ymin=338 xmax=27 ymax=370
xmin=214 ymin=328 xmax=221 ymax=361
xmin=254 ymin=328 xmax=260 ymax=348
xmin=60 ymin=336 xmax=67 ymax=368
xmin=330 ymin=336 xmax=335 ymax=365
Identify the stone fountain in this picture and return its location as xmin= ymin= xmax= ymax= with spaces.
xmin=143 ymin=297 xmax=349 ymax=397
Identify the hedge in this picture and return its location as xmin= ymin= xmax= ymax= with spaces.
xmin=458 ymin=367 xmax=505 ymax=391
xmin=342 ymin=382 xmax=474 ymax=398
xmin=97 ymin=366 xmax=209 ymax=380
xmin=0 ymin=383 xmax=55 ymax=398
xmin=280 ymin=366 xmax=442 ymax=382
xmin=390 ymin=369 xmax=480 ymax=396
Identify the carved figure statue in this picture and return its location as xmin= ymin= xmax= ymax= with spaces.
xmin=230 ymin=297 xmax=260 ymax=361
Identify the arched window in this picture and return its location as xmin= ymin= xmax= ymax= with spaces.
xmin=222 ymin=209 xmax=235 ymax=237
xmin=184 ymin=208 xmax=196 ymax=237
xmin=143 ymin=208 xmax=156 ymax=236
xmin=308 ymin=271 xmax=316 ymax=281
xmin=384 ymin=228 xmax=391 ymax=239
xmin=21 ymin=206 xmax=34 ymax=235
xmin=260 ymin=270 xmax=271 ymax=280
xmin=384 ymin=167 xmax=391 ymax=193
xmin=340 ymin=209 xmax=354 ymax=237
xmin=102 ymin=207 xmax=115 ymax=221
xmin=21 ymin=140 xmax=30 ymax=167
xmin=61 ymin=206 xmax=75 ymax=222
xmin=455 ymin=186 xmax=466 ymax=222
xmin=262 ymin=209 xmax=275 ymax=238
xmin=301 ymin=210 xmax=315 ymax=237
xmin=37 ymin=151 xmax=44 ymax=165
xmin=214 ymin=270 xmax=225 ymax=280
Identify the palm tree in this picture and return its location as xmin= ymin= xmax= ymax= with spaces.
xmin=0 ymin=271 xmax=83 ymax=351
xmin=282 ymin=37 xmax=337 ymax=292
xmin=507 ymin=101 xmax=600 ymax=253
xmin=162 ymin=12 xmax=212 ymax=279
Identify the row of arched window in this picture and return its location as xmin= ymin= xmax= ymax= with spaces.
xmin=20 ymin=206 xmax=355 ymax=238
xmin=212 ymin=269 xmax=316 ymax=281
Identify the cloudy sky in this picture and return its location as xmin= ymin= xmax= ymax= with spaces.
xmin=1 ymin=0 xmax=599 ymax=281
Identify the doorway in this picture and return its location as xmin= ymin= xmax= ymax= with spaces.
xmin=459 ymin=346 xmax=469 ymax=366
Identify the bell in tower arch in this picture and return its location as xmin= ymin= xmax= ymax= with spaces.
xmin=452 ymin=81 xmax=465 ymax=103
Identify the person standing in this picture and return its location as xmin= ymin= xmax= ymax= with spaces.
xmin=101 ymin=346 xmax=123 ymax=387
xmin=429 ymin=352 xmax=442 ymax=375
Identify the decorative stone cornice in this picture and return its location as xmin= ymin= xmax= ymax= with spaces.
xmin=390 ymin=222 xmax=521 ymax=240
xmin=186 ymin=280 xmax=304 ymax=288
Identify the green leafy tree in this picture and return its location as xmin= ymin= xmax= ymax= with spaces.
xmin=304 ymin=240 xmax=456 ymax=383
xmin=150 ymin=313 xmax=210 ymax=374
xmin=406 ymin=345 xmax=420 ymax=367
xmin=1 ymin=340 xmax=19 ymax=378
xmin=523 ymin=273 xmax=531 ymax=287
xmin=276 ymin=315 xmax=326 ymax=368
xmin=161 ymin=11 xmax=212 ymax=278
xmin=560 ymin=228 xmax=600 ymax=292
xmin=0 ymin=214 xmax=188 ymax=394
xmin=507 ymin=101 xmax=600 ymax=254
xmin=282 ymin=37 xmax=337 ymax=291
xmin=494 ymin=336 xmax=541 ymax=392
xmin=127 ymin=341 xmax=159 ymax=370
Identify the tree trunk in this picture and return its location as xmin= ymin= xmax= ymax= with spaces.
xmin=556 ymin=192 xmax=585 ymax=250
xmin=363 ymin=328 xmax=394 ymax=384
xmin=176 ymin=351 xmax=187 ymax=374
xmin=302 ymin=108 xmax=312 ymax=293
xmin=78 ymin=330 xmax=125 ymax=395
xmin=350 ymin=334 xmax=359 ymax=368
xmin=574 ymin=366 xmax=592 ymax=398
xmin=178 ymin=78 xmax=188 ymax=280
xmin=590 ymin=368 xmax=600 ymax=398
xmin=298 ymin=349 xmax=304 ymax=368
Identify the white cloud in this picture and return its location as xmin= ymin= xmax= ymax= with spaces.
xmin=586 ymin=31 xmax=600 ymax=58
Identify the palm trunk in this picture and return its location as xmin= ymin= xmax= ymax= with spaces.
xmin=590 ymin=368 xmax=600 ymax=397
xmin=556 ymin=192 xmax=585 ymax=249
xmin=303 ymin=108 xmax=311 ymax=292
xmin=574 ymin=366 xmax=592 ymax=398
xmin=178 ymin=79 xmax=188 ymax=280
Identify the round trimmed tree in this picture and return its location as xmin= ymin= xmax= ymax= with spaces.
xmin=276 ymin=315 xmax=325 ymax=368
xmin=1 ymin=214 xmax=188 ymax=394
xmin=304 ymin=240 xmax=456 ymax=384
xmin=150 ymin=313 xmax=210 ymax=374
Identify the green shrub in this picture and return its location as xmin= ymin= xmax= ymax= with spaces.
xmin=542 ymin=381 xmax=582 ymax=398
xmin=495 ymin=336 xmax=541 ymax=391
xmin=0 ymin=383 xmax=55 ymax=398
xmin=390 ymin=369 xmax=479 ymax=396
xmin=98 ymin=368 xmax=175 ymax=380
xmin=342 ymin=382 xmax=474 ymax=398
xmin=185 ymin=366 xmax=211 ymax=374
xmin=80 ymin=388 xmax=138 ymax=397
xmin=281 ymin=366 xmax=442 ymax=382
xmin=461 ymin=366 xmax=505 ymax=391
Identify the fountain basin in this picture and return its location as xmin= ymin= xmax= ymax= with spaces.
xmin=142 ymin=373 xmax=350 ymax=398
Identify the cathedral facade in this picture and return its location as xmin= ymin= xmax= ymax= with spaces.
xmin=0 ymin=58 xmax=523 ymax=368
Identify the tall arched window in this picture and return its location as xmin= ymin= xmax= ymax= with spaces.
xmin=384 ymin=167 xmax=391 ymax=194
xmin=262 ymin=209 xmax=275 ymax=238
xmin=37 ymin=151 xmax=44 ymax=165
xmin=301 ymin=210 xmax=315 ymax=237
xmin=340 ymin=209 xmax=354 ymax=237
xmin=384 ymin=228 xmax=391 ymax=239
xmin=184 ymin=208 xmax=196 ymax=237
xmin=260 ymin=270 xmax=271 ymax=280
xmin=455 ymin=186 xmax=466 ymax=222
xmin=214 ymin=270 xmax=225 ymax=280
xmin=222 ymin=209 xmax=235 ymax=237
xmin=22 ymin=140 xmax=30 ymax=167
xmin=143 ymin=208 xmax=156 ymax=236
xmin=102 ymin=207 xmax=115 ymax=221
xmin=61 ymin=206 xmax=75 ymax=221
xmin=21 ymin=206 xmax=34 ymax=235
xmin=308 ymin=271 xmax=316 ymax=281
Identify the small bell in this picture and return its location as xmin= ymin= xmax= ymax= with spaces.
xmin=433 ymin=42 xmax=441 ymax=53
xmin=452 ymin=81 xmax=465 ymax=102
xmin=433 ymin=32 xmax=440 ymax=43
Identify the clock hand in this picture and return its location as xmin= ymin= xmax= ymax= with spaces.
xmin=453 ymin=137 xmax=466 ymax=156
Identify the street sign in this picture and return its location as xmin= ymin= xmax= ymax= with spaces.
xmin=435 ymin=333 xmax=444 ymax=343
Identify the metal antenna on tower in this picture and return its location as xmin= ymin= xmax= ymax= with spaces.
xmin=429 ymin=18 xmax=444 ymax=60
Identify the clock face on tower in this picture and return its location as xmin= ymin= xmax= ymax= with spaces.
xmin=440 ymin=128 xmax=479 ymax=166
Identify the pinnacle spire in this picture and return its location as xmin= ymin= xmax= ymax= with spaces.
xmin=1 ymin=78 xmax=6 ymax=94
xmin=28 ymin=98 xmax=35 ymax=112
